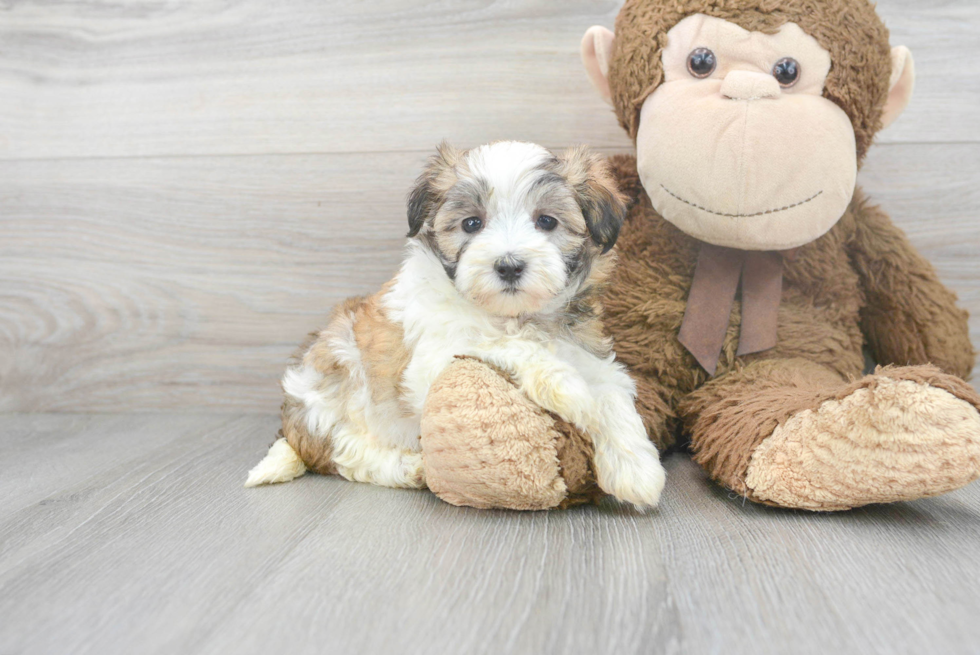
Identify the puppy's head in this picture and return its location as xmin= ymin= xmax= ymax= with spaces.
xmin=407 ymin=141 xmax=626 ymax=317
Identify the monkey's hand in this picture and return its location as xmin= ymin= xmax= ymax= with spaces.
xmin=848 ymin=195 xmax=975 ymax=379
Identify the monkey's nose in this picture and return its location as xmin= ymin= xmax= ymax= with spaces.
xmin=494 ymin=257 xmax=525 ymax=284
xmin=720 ymin=71 xmax=781 ymax=101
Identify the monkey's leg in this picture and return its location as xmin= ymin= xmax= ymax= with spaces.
xmin=679 ymin=359 xmax=980 ymax=511
xmin=632 ymin=372 xmax=678 ymax=454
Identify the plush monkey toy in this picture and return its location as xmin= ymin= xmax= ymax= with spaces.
xmin=574 ymin=0 xmax=980 ymax=510
xmin=422 ymin=0 xmax=980 ymax=511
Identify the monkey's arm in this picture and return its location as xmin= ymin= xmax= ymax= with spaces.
xmin=602 ymin=153 xmax=684 ymax=451
xmin=847 ymin=192 xmax=974 ymax=379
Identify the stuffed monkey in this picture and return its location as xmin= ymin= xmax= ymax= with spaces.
xmin=423 ymin=0 xmax=980 ymax=512
xmin=574 ymin=0 xmax=980 ymax=510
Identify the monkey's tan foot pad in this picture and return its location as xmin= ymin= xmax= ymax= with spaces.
xmin=744 ymin=367 xmax=980 ymax=511
xmin=420 ymin=357 xmax=602 ymax=510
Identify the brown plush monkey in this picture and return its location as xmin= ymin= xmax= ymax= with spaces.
xmin=575 ymin=0 xmax=980 ymax=509
xmin=422 ymin=0 xmax=980 ymax=512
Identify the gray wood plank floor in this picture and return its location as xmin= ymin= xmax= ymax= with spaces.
xmin=2 ymin=413 xmax=979 ymax=655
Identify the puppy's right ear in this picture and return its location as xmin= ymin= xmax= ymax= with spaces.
xmin=407 ymin=142 xmax=461 ymax=238
xmin=557 ymin=147 xmax=628 ymax=254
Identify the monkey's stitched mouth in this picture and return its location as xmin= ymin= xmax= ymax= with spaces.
xmin=661 ymin=185 xmax=823 ymax=219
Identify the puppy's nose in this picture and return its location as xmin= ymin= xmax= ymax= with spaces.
xmin=494 ymin=257 xmax=525 ymax=284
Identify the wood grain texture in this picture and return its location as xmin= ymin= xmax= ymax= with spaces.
xmin=1 ymin=413 xmax=979 ymax=655
xmin=0 ymin=0 xmax=977 ymax=162
xmin=1 ymin=0 xmax=978 ymax=411
xmin=2 ymin=144 xmax=977 ymax=411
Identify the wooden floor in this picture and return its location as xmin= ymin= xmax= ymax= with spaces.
xmin=1 ymin=413 xmax=979 ymax=655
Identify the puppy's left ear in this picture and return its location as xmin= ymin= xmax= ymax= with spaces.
xmin=559 ymin=147 xmax=627 ymax=254
xmin=407 ymin=142 xmax=462 ymax=237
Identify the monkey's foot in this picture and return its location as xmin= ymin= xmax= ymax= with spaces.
xmin=744 ymin=368 xmax=980 ymax=511
xmin=420 ymin=357 xmax=602 ymax=510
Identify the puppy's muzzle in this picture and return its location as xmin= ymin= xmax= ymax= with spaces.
xmin=494 ymin=256 xmax=526 ymax=285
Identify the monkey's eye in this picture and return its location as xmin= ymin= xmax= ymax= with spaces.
xmin=687 ymin=48 xmax=717 ymax=78
xmin=772 ymin=58 xmax=801 ymax=87
xmin=462 ymin=217 xmax=483 ymax=233
xmin=536 ymin=215 xmax=558 ymax=231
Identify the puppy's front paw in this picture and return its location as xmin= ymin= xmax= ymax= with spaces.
xmin=519 ymin=367 xmax=591 ymax=426
xmin=595 ymin=445 xmax=666 ymax=511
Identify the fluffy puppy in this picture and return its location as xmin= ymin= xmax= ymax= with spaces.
xmin=246 ymin=141 xmax=666 ymax=509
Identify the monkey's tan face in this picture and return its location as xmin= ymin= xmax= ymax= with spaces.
xmin=636 ymin=14 xmax=858 ymax=251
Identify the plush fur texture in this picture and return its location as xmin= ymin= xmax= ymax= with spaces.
xmin=247 ymin=141 xmax=666 ymax=510
xmin=744 ymin=368 xmax=980 ymax=510
xmin=421 ymin=357 xmax=601 ymax=510
xmin=585 ymin=0 xmax=978 ymax=511
xmin=601 ymin=152 xmax=978 ymax=508
xmin=632 ymin=14 xmax=860 ymax=250
xmin=609 ymin=0 xmax=892 ymax=162
xmin=604 ymin=150 xmax=975 ymax=502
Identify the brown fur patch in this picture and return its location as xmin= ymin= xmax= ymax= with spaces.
xmin=280 ymin=288 xmax=413 ymax=474
xmin=743 ymin=365 xmax=980 ymax=509
xmin=680 ymin=361 xmax=980 ymax=505
xmin=280 ymin=296 xmax=365 ymax=475
xmin=407 ymin=142 xmax=466 ymax=238
xmin=849 ymin=192 xmax=976 ymax=379
xmin=280 ymin=395 xmax=336 ymax=476
xmin=551 ymin=414 xmax=604 ymax=508
xmin=680 ymin=358 xmax=846 ymax=498
xmin=354 ymin=283 xmax=414 ymax=417
xmin=609 ymin=0 xmax=893 ymax=162
xmin=556 ymin=250 xmax=617 ymax=359
xmin=551 ymin=146 xmax=628 ymax=254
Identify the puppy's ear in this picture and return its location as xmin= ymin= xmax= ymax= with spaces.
xmin=558 ymin=147 xmax=627 ymax=254
xmin=407 ymin=142 xmax=461 ymax=238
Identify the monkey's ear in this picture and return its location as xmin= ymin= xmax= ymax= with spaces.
xmin=407 ymin=143 xmax=460 ymax=237
xmin=560 ymin=148 xmax=627 ymax=254
xmin=881 ymin=46 xmax=915 ymax=130
xmin=581 ymin=26 xmax=616 ymax=106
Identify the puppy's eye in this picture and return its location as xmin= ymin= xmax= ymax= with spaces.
xmin=462 ymin=217 xmax=483 ymax=234
xmin=772 ymin=57 xmax=801 ymax=87
xmin=687 ymin=48 xmax=716 ymax=78
xmin=535 ymin=215 xmax=558 ymax=231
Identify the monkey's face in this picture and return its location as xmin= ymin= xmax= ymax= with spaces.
xmin=582 ymin=10 xmax=914 ymax=252
xmin=636 ymin=15 xmax=856 ymax=250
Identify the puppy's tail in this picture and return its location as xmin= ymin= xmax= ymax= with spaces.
xmin=245 ymin=438 xmax=307 ymax=487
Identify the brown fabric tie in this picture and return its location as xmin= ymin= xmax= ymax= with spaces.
xmin=678 ymin=243 xmax=791 ymax=376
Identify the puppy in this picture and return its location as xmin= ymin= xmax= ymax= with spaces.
xmin=246 ymin=141 xmax=666 ymax=509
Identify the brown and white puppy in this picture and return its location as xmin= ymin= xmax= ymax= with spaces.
xmin=246 ymin=141 xmax=666 ymax=509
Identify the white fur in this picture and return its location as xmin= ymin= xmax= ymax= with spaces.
xmin=448 ymin=143 xmax=569 ymax=317
xmin=248 ymin=142 xmax=665 ymax=508
xmin=385 ymin=243 xmax=665 ymax=508
xmin=276 ymin=313 xmax=424 ymax=489
xmin=245 ymin=438 xmax=307 ymax=487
